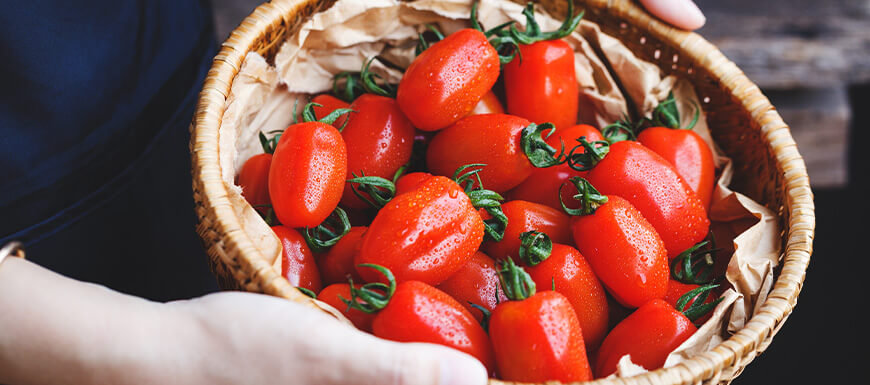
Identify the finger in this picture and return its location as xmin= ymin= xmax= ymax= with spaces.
xmin=639 ymin=0 xmax=706 ymax=30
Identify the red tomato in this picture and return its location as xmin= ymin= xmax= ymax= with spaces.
xmin=373 ymin=281 xmax=495 ymax=371
xmin=397 ymin=28 xmax=500 ymax=131
xmin=311 ymin=94 xmax=350 ymax=129
xmin=272 ymin=226 xmax=322 ymax=293
xmin=427 ymin=114 xmax=534 ymax=193
xmin=637 ymin=127 xmax=715 ymax=210
xmin=341 ymin=94 xmax=415 ymax=208
xmin=394 ymin=172 xmax=433 ymax=195
xmin=237 ymin=153 xmax=272 ymax=211
xmin=482 ymin=200 xmax=571 ymax=263
xmin=526 ymin=243 xmax=610 ymax=350
xmin=504 ymin=40 xmax=579 ymax=131
xmin=595 ymin=299 xmax=696 ymax=377
xmin=269 ymin=121 xmax=347 ymax=228
xmin=584 ymin=140 xmax=709 ymax=259
xmin=570 ymin=195 xmax=669 ymax=308
xmin=355 ymin=176 xmax=484 ymax=285
xmin=317 ymin=226 xmax=366 ymax=285
xmin=318 ymin=283 xmax=376 ymax=332
xmin=436 ymin=251 xmax=507 ymax=322
xmin=470 ymin=90 xmax=505 ymax=115
xmin=490 ymin=290 xmax=592 ymax=382
xmin=507 ymin=124 xmax=603 ymax=210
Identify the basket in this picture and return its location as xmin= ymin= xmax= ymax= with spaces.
xmin=190 ymin=0 xmax=815 ymax=383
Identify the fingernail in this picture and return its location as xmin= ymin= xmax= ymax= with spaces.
xmin=682 ymin=0 xmax=706 ymax=30
xmin=437 ymin=352 xmax=487 ymax=385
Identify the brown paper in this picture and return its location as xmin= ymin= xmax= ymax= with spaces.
xmin=219 ymin=0 xmax=782 ymax=377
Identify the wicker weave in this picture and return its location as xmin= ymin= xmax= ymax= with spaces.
xmin=190 ymin=0 xmax=815 ymax=383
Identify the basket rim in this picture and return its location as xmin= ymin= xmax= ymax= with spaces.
xmin=190 ymin=1 xmax=815 ymax=384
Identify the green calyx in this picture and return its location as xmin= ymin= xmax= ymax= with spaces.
xmin=672 ymin=239 xmax=720 ymax=285
xmin=301 ymin=102 xmax=355 ymax=130
xmin=452 ymin=164 xmax=509 ymax=242
xmin=415 ymin=24 xmax=445 ymax=56
xmin=302 ymin=207 xmax=352 ymax=253
xmin=341 ymin=264 xmax=397 ymax=314
xmin=566 ymin=137 xmax=610 ymax=171
xmin=360 ymin=57 xmax=397 ymax=98
xmin=497 ymin=258 xmax=536 ymax=301
xmin=348 ymin=172 xmax=398 ymax=210
xmin=297 ymin=287 xmax=317 ymax=299
xmin=676 ymin=283 xmax=724 ymax=323
xmin=332 ymin=72 xmax=365 ymax=103
xmin=650 ymin=91 xmax=700 ymax=131
xmin=470 ymin=1 xmax=520 ymax=64
xmin=559 ymin=176 xmax=608 ymax=216
xmin=518 ymin=231 xmax=552 ymax=266
xmin=601 ymin=117 xmax=640 ymax=144
xmin=469 ymin=302 xmax=492 ymax=332
xmin=521 ymin=122 xmax=569 ymax=168
xmin=258 ymin=128 xmax=285 ymax=154
xmin=508 ymin=1 xmax=584 ymax=46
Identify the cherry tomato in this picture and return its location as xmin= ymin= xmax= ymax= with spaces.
xmin=427 ymin=114 xmax=534 ymax=193
xmin=318 ymin=283 xmax=376 ymax=332
xmin=526 ymin=243 xmax=610 ymax=350
xmin=507 ymin=124 xmax=603 ymax=210
xmin=595 ymin=299 xmax=696 ymax=377
xmin=637 ymin=126 xmax=715 ymax=210
xmin=470 ymin=90 xmax=505 ymax=115
xmin=272 ymin=226 xmax=322 ymax=293
xmin=269 ymin=121 xmax=347 ymax=228
xmin=394 ymin=172 xmax=433 ymax=195
xmin=397 ymin=28 xmax=500 ymax=131
xmin=584 ymin=140 xmax=709 ymax=259
xmin=237 ymin=153 xmax=272 ymax=212
xmin=355 ymin=176 xmax=484 ymax=285
xmin=373 ymin=280 xmax=495 ymax=371
xmin=482 ymin=200 xmax=571 ymax=262
xmin=311 ymin=94 xmax=350 ymax=129
xmin=317 ymin=226 xmax=366 ymax=285
xmin=341 ymin=94 xmax=415 ymax=208
xmin=436 ymin=251 xmax=507 ymax=322
xmin=504 ymin=40 xmax=578 ymax=131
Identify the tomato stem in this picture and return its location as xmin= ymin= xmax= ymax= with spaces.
xmin=332 ymin=72 xmax=365 ymax=103
xmin=469 ymin=302 xmax=492 ymax=332
xmin=671 ymin=239 xmax=720 ymax=285
xmin=676 ymin=283 xmax=724 ymax=323
xmin=497 ymin=258 xmax=536 ymax=301
xmin=415 ymin=24 xmax=445 ymax=56
xmin=566 ymin=137 xmax=610 ymax=171
xmin=559 ymin=176 xmax=608 ymax=216
xmin=521 ymin=122 xmax=569 ymax=168
xmin=518 ymin=231 xmax=552 ymax=266
xmin=342 ymin=264 xmax=397 ymax=313
xmin=301 ymin=102 xmax=355 ymax=131
xmin=601 ymin=117 xmax=641 ymax=144
xmin=360 ymin=57 xmax=397 ymax=98
xmin=347 ymin=172 xmax=397 ymax=210
xmin=297 ymin=287 xmax=317 ymax=299
xmin=452 ymin=164 xmax=509 ymax=242
xmin=302 ymin=207 xmax=352 ymax=253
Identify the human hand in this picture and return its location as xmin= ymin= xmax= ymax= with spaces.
xmin=638 ymin=0 xmax=706 ymax=30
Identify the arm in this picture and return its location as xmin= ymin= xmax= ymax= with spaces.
xmin=0 ymin=258 xmax=486 ymax=385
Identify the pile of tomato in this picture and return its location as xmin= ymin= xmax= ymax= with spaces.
xmin=236 ymin=1 xmax=727 ymax=382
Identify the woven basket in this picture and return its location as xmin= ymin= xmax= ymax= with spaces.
xmin=190 ymin=0 xmax=815 ymax=383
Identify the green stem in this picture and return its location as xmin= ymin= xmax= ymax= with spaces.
xmin=676 ymin=283 xmax=724 ymax=323
xmin=566 ymin=137 xmax=610 ymax=171
xmin=521 ymin=122 xmax=567 ymax=168
xmin=469 ymin=303 xmax=492 ymax=332
xmin=347 ymin=172 xmax=397 ymax=209
xmin=332 ymin=71 xmax=365 ymax=103
xmin=497 ymin=258 xmax=536 ymax=301
xmin=341 ymin=264 xmax=397 ymax=314
xmin=559 ymin=176 xmax=608 ymax=216
xmin=302 ymin=207 xmax=351 ymax=253
xmin=671 ymin=240 xmax=719 ymax=285
xmin=518 ymin=231 xmax=552 ymax=266
xmin=300 ymin=102 xmax=355 ymax=130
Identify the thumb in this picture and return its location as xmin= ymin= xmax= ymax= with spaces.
xmin=639 ymin=0 xmax=706 ymax=30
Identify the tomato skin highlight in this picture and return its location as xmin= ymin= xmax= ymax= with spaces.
xmin=427 ymin=114 xmax=534 ymax=193
xmin=637 ymin=126 xmax=715 ymax=210
xmin=571 ymin=195 xmax=669 ymax=308
xmin=372 ymin=281 xmax=495 ymax=371
xmin=437 ymin=251 xmax=507 ymax=322
xmin=272 ymin=226 xmax=322 ymax=293
xmin=397 ymin=28 xmax=500 ymax=131
xmin=316 ymin=226 xmax=366 ymax=285
xmin=269 ymin=121 xmax=347 ymax=228
xmin=595 ymin=299 xmax=696 ymax=377
xmin=490 ymin=291 xmax=593 ymax=382
xmin=482 ymin=200 xmax=571 ymax=263
xmin=318 ymin=283 xmax=376 ymax=333
xmin=355 ymin=176 xmax=484 ymax=285
xmin=507 ymin=124 xmax=603 ymax=210
xmin=586 ymin=140 xmax=709 ymax=259
xmin=311 ymin=94 xmax=351 ymax=129
xmin=237 ymin=153 xmax=272 ymax=211
xmin=504 ymin=40 xmax=579 ymax=131
xmin=340 ymin=94 xmax=415 ymax=208
xmin=470 ymin=90 xmax=505 ymax=115
xmin=394 ymin=172 xmax=433 ymax=195
xmin=526 ymin=243 xmax=610 ymax=350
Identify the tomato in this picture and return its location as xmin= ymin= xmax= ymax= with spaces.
xmin=637 ymin=126 xmax=715 ymax=210
xmin=525 ymin=243 xmax=610 ymax=350
xmin=436 ymin=251 xmax=507 ymax=322
xmin=355 ymin=176 xmax=484 ymax=285
xmin=269 ymin=120 xmax=347 ymax=228
xmin=504 ymin=40 xmax=578 ymax=131
xmin=565 ymin=180 xmax=668 ymax=308
xmin=482 ymin=200 xmax=571 ymax=262
xmin=311 ymin=94 xmax=350 ymax=129
xmin=507 ymin=124 xmax=604 ymax=210
xmin=237 ymin=153 xmax=272 ymax=212
xmin=580 ymin=140 xmax=709 ymax=259
xmin=490 ymin=259 xmax=592 ymax=382
xmin=272 ymin=226 xmax=322 ymax=293
xmin=397 ymin=28 xmax=500 ymax=131
xmin=318 ymin=283 xmax=376 ymax=332
xmin=470 ymin=90 xmax=505 ymax=115
xmin=317 ymin=226 xmax=366 ymax=285
xmin=373 ymin=280 xmax=495 ymax=371
xmin=595 ymin=299 xmax=696 ymax=377
xmin=427 ymin=114 xmax=535 ymax=193
xmin=394 ymin=172 xmax=433 ymax=195
xmin=340 ymin=94 xmax=415 ymax=208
